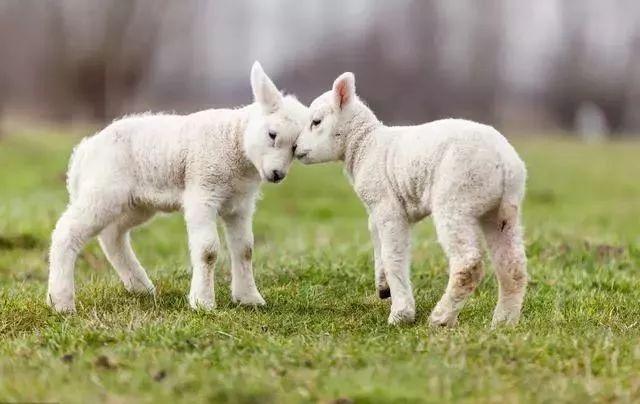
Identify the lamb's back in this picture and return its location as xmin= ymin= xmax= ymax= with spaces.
xmin=374 ymin=119 xmax=524 ymax=219
xmin=388 ymin=118 xmax=521 ymax=166
xmin=67 ymin=113 xmax=189 ymax=200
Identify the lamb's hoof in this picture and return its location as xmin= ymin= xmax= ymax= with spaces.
xmin=46 ymin=292 xmax=76 ymax=314
xmin=387 ymin=306 xmax=415 ymax=325
xmin=491 ymin=308 xmax=521 ymax=328
xmin=188 ymin=294 xmax=216 ymax=310
xmin=378 ymin=288 xmax=391 ymax=300
xmin=232 ymin=291 xmax=266 ymax=306
xmin=429 ymin=309 xmax=458 ymax=328
xmin=125 ymin=279 xmax=156 ymax=295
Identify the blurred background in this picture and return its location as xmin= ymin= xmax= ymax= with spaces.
xmin=0 ymin=0 xmax=639 ymax=138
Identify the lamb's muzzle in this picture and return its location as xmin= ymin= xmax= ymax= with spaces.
xmin=267 ymin=169 xmax=286 ymax=183
xmin=294 ymin=149 xmax=309 ymax=161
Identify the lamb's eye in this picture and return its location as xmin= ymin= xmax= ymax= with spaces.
xmin=311 ymin=119 xmax=321 ymax=128
xmin=268 ymin=131 xmax=277 ymax=140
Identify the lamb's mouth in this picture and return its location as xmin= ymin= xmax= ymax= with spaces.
xmin=264 ymin=170 xmax=285 ymax=183
xmin=294 ymin=150 xmax=310 ymax=164
xmin=267 ymin=176 xmax=284 ymax=184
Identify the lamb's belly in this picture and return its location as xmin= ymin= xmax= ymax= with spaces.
xmin=395 ymin=173 xmax=432 ymax=223
xmin=403 ymin=198 xmax=431 ymax=223
xmin=136 ymin=187 xmax=183 ymax=212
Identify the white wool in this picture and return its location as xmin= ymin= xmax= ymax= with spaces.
xmin=47 ymin=62 xmax=309 ymax=313
xmin=296 ymin=72 xmax=528 ymax=327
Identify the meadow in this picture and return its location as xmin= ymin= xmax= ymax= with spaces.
xmin=0 ymin=128 xmax=639 ymax=403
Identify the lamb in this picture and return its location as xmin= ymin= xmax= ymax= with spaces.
xmin=47 ymin=62 xmax=308 ymax=313
xmin=294 ymin=72 xmax=528 ymax=327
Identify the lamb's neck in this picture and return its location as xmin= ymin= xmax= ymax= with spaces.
xmin=343 ymin=107 xmax=383 ymax=178
xmin=226 ymin=105 xmax=259 ymax=178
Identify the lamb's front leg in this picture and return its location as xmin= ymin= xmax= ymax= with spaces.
xmin=368 ymin=217 xmax=389 ymax=299
xmin=184 ymin=198 xmax=220 ymax=310
xmin=372 ymin=212 xmax=415 ymax=325
xmin=222 ymin=209 xmax=265 ymax=306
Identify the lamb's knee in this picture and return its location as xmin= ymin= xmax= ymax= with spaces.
xmin=499 ymin=262 xmax=527 ymax=295
xmin=201 ymin=246 xmax=218 ymax=266
xmin=243 ymin=245 xmax=252 ymax=262
xmin=194 ymin=233 xmax=220 ymax=266
xmin=450 ymin=257 xmax=484 ymax=296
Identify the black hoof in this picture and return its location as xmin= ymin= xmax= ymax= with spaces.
xmin=378 ymin=288 xmax=391 ymax=299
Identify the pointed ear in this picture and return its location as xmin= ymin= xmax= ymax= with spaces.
xmin=251 ymin=61 xmax=283 ymax=113
xmin=332 ymin=72 xmax=356 ymax=109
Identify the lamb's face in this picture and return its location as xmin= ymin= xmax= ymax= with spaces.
xmin=295 ymin=73 xmax=355 ymax=165
xmin=244 ymin=62 xmax=308 ymax=183
xmin=245 ymin=97 xmax=308 ymax=183
xmin=295 ymin=92 xmax=344 ymax=164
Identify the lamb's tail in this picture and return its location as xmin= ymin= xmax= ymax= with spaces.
xmin=66 ymin=136 xmax=90 ymax=202
xmin=497 ymin=152 xmax=527 ymax=231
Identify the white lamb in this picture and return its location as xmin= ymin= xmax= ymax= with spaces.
xmin=294 ymin=73 xmax=528 ymax=327
xmin=47 ymin=62 xmax=308 ymax=313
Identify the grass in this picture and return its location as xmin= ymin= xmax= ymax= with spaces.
xmin=0 ymin=128 xmax=639 ymax=403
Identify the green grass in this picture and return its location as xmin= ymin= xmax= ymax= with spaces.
xmin=1 ymin=128 xmax=639 ymax=403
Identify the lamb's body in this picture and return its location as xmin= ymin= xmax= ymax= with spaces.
xmin=351 ymin=119 xmax=525 ymax=225
xmin=295 ymin=73 xmax=528 ymax=327
xmin=47 ymin=62 xmax=308 ymax=312
xmin=68 ymin=109 xmax=259 ymax=216
xmin=49 ymin=108 xmax=262 ymax=312
xmin=348 ymin=118 xmax=527 ymax=326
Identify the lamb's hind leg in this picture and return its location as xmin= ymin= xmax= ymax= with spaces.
xmin=482 ymin=209 xmax=528 ymax=327
xmin=98 ymin=209 xmax=155 ymax=294
xmin=430 ymin=213 xmax=485 ymax=327
xmin=368 ymin=217 xmax=390 ymax=299
xmin=47 ymin=203 xmax=117 ymax=312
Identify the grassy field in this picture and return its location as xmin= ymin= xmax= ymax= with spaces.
xmin=1 ymin=128 xmax=639 ymax=403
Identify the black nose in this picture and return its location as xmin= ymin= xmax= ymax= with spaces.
xmin=271 ymin=170 xmax=284 ymax=183
xmin=295 ymin=150 xmax=308 ymax=159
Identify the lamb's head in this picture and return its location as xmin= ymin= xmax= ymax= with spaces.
xmin=244 ymin=61 xmax=308 ymax=183
xmin=294 ymin=72 xmax=358 ymax=164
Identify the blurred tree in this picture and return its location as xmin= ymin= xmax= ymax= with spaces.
xmin=623 ymin=31 xmax=640 ymax=133
xmin=43 ymin=0 xmax=166 ymax=122
xmin=0 ymin=0 xmax=639 ymax=134
xmin=549 ymin=0 xmax=632 ymax=134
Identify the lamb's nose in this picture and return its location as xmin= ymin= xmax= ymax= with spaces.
xmin=295 ymin=150 xmax=308 ymax=159
xmin=271 ymin=170 xmax=284 ymax=183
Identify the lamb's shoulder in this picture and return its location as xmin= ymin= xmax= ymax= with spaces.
xmin=184 ymin=108 xmax=258 ymax=195
xmin=350 ymin=136 xmax=396 ymax=211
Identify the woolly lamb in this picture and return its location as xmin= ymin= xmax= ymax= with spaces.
xmin=294 ymin=73 xmax=528 ymax=327
xmin=47 ymin=62 xmax=308 ymax=313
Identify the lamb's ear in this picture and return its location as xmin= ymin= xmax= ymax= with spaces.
xmin=251 ymin=61 xmax=283 ymax=113
xmin=332 ymin=72 xmax=356 ymax=109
